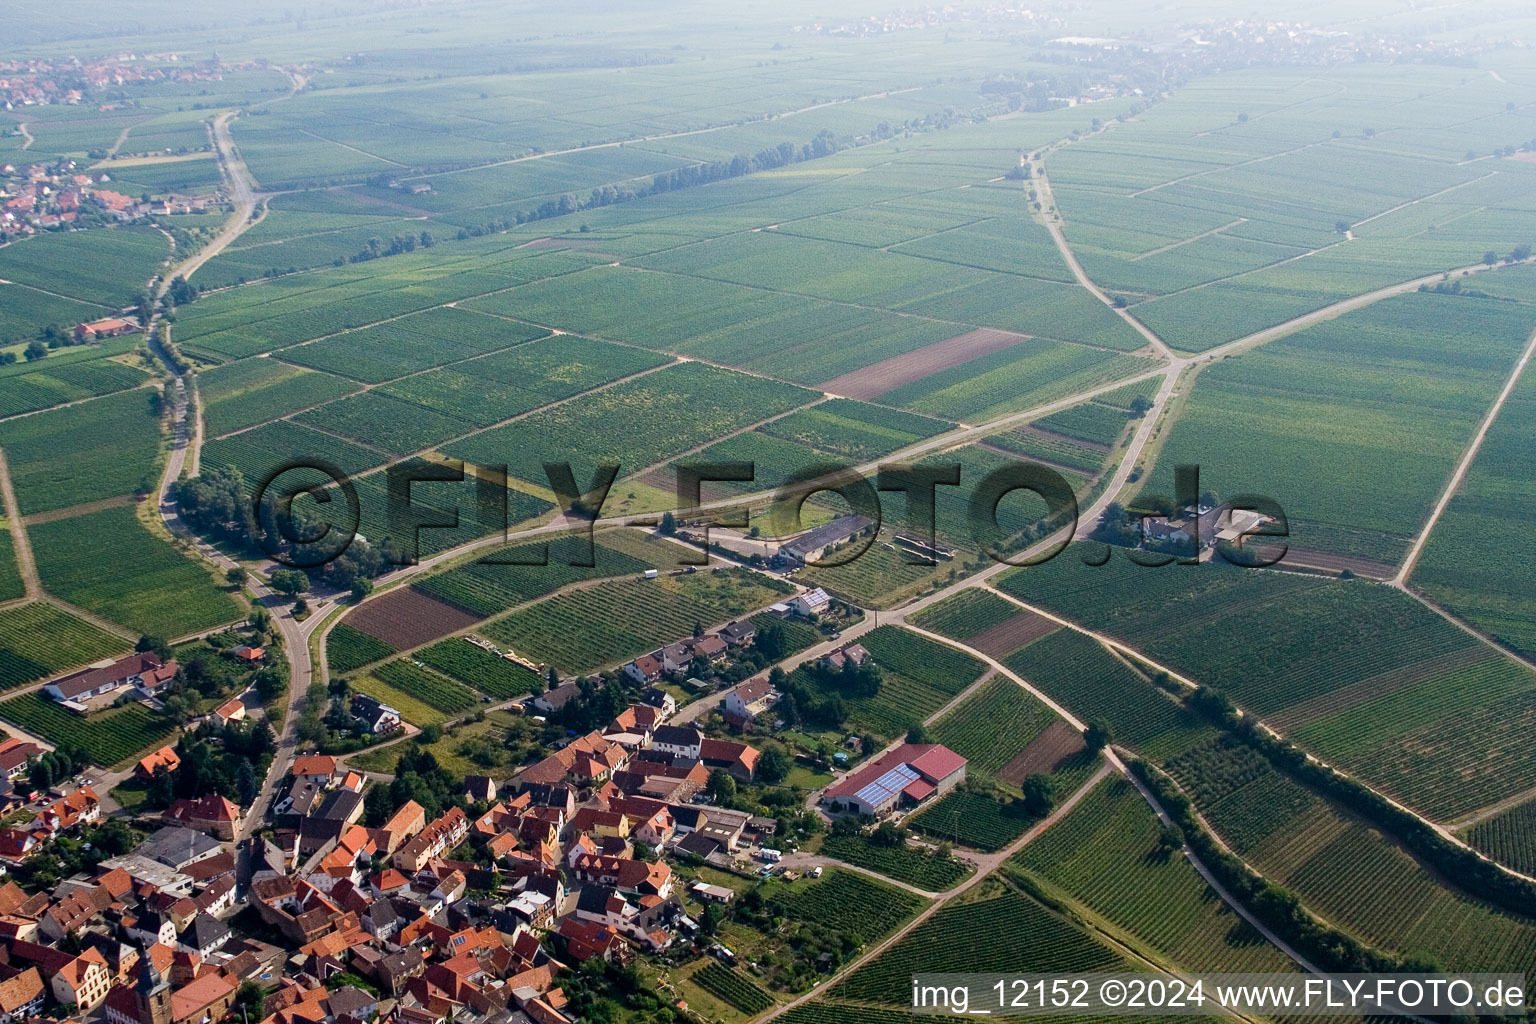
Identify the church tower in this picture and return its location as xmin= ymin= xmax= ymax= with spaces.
xmin=133 ymin=957 xmax=173 ymax=1024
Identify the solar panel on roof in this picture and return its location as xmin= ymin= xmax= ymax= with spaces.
xmin=854 ymin=763 xmax=919 ymax=807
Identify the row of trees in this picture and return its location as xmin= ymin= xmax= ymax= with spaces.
xmin=175 ymin=464 xmax=403 ymax=593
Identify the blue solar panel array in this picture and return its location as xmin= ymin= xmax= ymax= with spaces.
xmin=855 ymin=763 xmax=919 ymax=808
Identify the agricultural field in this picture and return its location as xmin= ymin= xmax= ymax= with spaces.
xmin=0 ymin=602 xmax=128 ymax=691
xmin=817 ymin=834 xmax=972 ymax=890
xmin=766 ymin=870 xmax=924 ymax=946
xmin=372 ymin=658 xmax=478 ymax=714
xmin=29 ymin=506 xmax=243 ymax=638
xmin=909 ymin=590 xmax=1018 ymax=642
xmin=907 ymin=790 xmax=1042 ymax=852
xmin=687 ymin=963 xmax=774 ymax=1014
xmin=0 ymin=692 xmax=174 ymax=768
xmin=0 ymin=533 xmax=19 ymax=604
xmin=482 ymin=568 xmax=791 ymax=674
xmin=1410 ymin=360 xmax=1536 ymax=661
xmin=925 ymin=676 xmax=1056 ymax=779
xmin=1139 ymin=292 xmax=1536 ymax=565
xmin=833 ymin=883 xmax=1124 ymax=1003
xmin=788 ymin=626 xmax=984 ymax=739
xmin=199 ymin=360 xmax=360 ymax=438
xmin=327 ymin=624 xmax=403 ymax=676
xmin=0 ymin=386 xmax=162 ymax=515
xmin=1012 ymin=776 xmax=1298 ymax=974
xmin=410 ymin=537 xmax=653 ymax=618
xmin=445 ymin=361 xmax=816 ymax=491
xmin=379 ymin=335 xmax=671 ymax=430
xmin=999 ymin=550 xmax=1536 ymax=818
xmin=344 ymin=588 xmax=481 ymax=655
xmin=279 ymin=307 xmax=549 ymax=385
xmin=1166 ymin=737 xmax=1536 ymax=974
xmin=1465 ymin=799 xmax=1536 ymax=876
xmin=1002 ymin=628 xmax=1215 ymax=762
xmin=413 ymin=639 xmax=542 ymax=700
xmin=0 ymin=352 xmax=150 ymax=419
xmin=0 ymin=228 xmax=168 ymax=309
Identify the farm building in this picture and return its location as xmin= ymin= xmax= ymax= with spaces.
xmin=72 ymin=317 xmax=139 ymax=342
xmin=44 ymin=652 xmax=177 ymax=711
xmin=779 ymin=515 xmax=872 ymax=566
xmin=821 ymin=743 xmax=967 ymax=817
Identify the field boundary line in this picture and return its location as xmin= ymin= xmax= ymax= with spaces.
xmin=983 ymin=581 xmax=1536 ymax=886
xmin=1130 ymin=218 xmax=1247 ymax=261
xmin=401 ymin=86 xmax=927 ymax=183
xmin=754 ymin=760 xmax=1113 ymax=1024
xmin=1350 ymin=171 xmax=1499 ymax=230
xmin=1031 ymin=159 xmax=1174 ymax=360
xmin=0 ymin=447 xmax=42 ymax=601
xmin=1395 ymin=324 xmax=1536 ymax=585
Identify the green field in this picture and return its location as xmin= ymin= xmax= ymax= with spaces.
xmin=833 ymin=885 xmax=1124 ymax=1003
xmin=1167 ymin=737 xmax=1536 ymax=974
xmin=0 ymin=691 xmax=175 ymax=768
xmin=818 ymin=834 xmax=972 ymax=890
xmin=1410 ymin=357 xmax=1536 ymax=661
xmin=1013 ymin=775 xmax=1297 ymax=973
xmin=0 ymin=602 xmax=128 ymax=691
xmin=1466 ymin=799 xmax=1536 ymax=876
xmin=1003 ymin=628 xmax=1214 ymax=762
xmin=926 ymin=676 xmax=1056 ymax=777
xmin=327 ymin=623 xmax=399 ymax=675
xmin=29 ymin=507 xmax=243 ymax=638
xmin=1140 ymin=293 xmax=1536 ymax=564
xmin=998 ymin=550 xmax=1536 ymax=817
xmin=0 ymin=387 xmax=161 ymax=515
xmin=483 ymin=567 xmax=791 ymax=674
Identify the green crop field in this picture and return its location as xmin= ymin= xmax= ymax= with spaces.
xmin=907 ymin=790 xmax=1041 ymax=852
xmin=1410 ymin=360 xmax=1536 ymax=661
xmin=372 ymin=658 xmax=477 ymax=714
xmin=410 ymin=536 xmax=652 ymax=618
xmin=1166 ymin=737 xmax=1536 ymax=974
xmin=689 ymin=962 xmax=774 ymax=1014
xmin=818 ymin=834 xmax=972 ymax=889
xmin=327 ymin=623 xmax=399 ymax=674
xmin=1013 ymin=776 xmax=1297 ymax=973
xmin=0 ymin=532 xmax=20 ymax=604
xmin=0 ymin=355 xmax=149 ymax=419
xmin=0 ymin=228 xmax=168 ymax=308
xmin=1466 ymin=799 xmax=1536 ymax=876
xmin=1140 ymin=293 xmax=1536 ymax=564
xmin=483 ymin=567 xmax=791 ymax=674
xmin=0 ymin=692 xmax=174 ymax=768
xmin=0 ymin=602 xmax=128 ymax=691
xmin=767 ymin=870 xmax=924 ymax=940
xmin=0 ymin=387 xmax=162 ymax=515
xmin=199 ymin=360 xmax=359 ymax=438
xmin=29 ymin=507 xmax=242 ymax=638
xmin=413 ymin=639 xmax=541 ymax=700
xmin=999 ymin=549 xmax=1536 ymax=818
xmin=446 ymin=360 xmax=816 ymax=489
xmin=788 ymin=626 xmax=984 ymax=739
xmin=910 ymin=590 xmax=1021 ymax=642
xmin=926 ymin=676 xmax=1055 ymax=777
xmin=834 ymin=885 xmax=1124 ymax=1003
xmin=1002 ymin=629 xmax=1214 ymax=762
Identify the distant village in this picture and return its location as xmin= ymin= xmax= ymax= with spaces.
xmin=0 ymin=54 xmax=230 ymax=109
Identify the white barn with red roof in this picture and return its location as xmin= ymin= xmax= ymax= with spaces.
xmin=820 ymin=743 xmax=967 ymax=817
